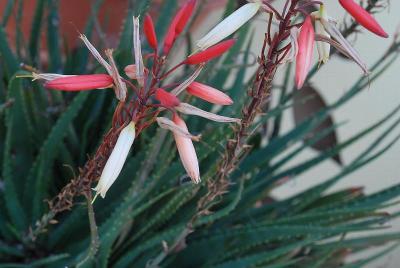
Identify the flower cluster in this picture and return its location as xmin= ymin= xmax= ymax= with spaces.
xmin=29 ymin=0 xmax=388 ymax=199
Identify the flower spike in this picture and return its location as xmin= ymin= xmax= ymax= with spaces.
xmin=187 ymin=82 xmax=233 ymax=105
xmin=196 ymin=1 xmax=261 ymax=50
xmin=339 ymin=0 xmax=388 ymax=38
xmin=144 ymin=14 xmax=158 ymax=50
xmin=172 ymin=113 xmax=200 ymax=184
xmin=185 ymin=39 xmax=236 ymax=65
xmin=94 ymin=122 xmax=136 ymax=198
xmin=45 ymin=74 xmax=113 ymax=91
xmin=155 ymin=88 xmax=181 ymax=108
xmin=295 ymin=16 xmax=315 ymax=89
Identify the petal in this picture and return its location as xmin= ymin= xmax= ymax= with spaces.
xmin=171 ymin=65 xmax=204 ymax=96
xmin=156 ymin=117 xmax=201 ymax=141
xmin=185 ymin=39 xmax=236 ymax=65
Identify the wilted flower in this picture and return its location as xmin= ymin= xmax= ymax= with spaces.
xmin=196 ymin=1 xmax=261 ymax=50
xmin=295 ymin=16 xmax=315 ymax=89
xmin=339 ymin=0 xmax=388 ymax=38
xmin=45 ymin=74 xmax=113 ymax=91
xmin=94 ymin=122 xmax=136 ymax=198
xmin=187 ymin=82 xmax=233 ymax=105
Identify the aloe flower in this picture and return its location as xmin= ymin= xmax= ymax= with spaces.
xmin=45 ymin=74 xmax=113 ymax=91
xmin=144 ymin=14 xmax=158 ymax=50
xmin=339 ymin=0 xmax=388 ymax=38
xmin=196 ymin=1 xmax=261 ymax=50
xmin=187 ymin=82 xmax=233 ymax=105
xmin=295 ymin=16 xmax=315 ymax=89
xmin=172 ymin=113 xmax=200 ymax=184
xmin=155 ymin=88 xmax=181 ymax=108
xmin=94 ymin=122 xmax=136 ymax=198
xmin=185 ymin=39 xmax=236 ymax=65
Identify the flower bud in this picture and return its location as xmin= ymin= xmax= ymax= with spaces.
xmin=45 ymin=74 xmax=113 ymax=91
xmin=187 ymin=82 xmax=233 ymax=105
xmin=144 ymin=14 xmax=158 ymax=50
xmin=185 ymin=39 xmax=236 ymax=65
xmin=155 ymin=88 xmax=181 ymax=108
xmin=295 ymin=16 xmax=315 ymax=89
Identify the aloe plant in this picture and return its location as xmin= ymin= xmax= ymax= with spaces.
xmin=1 ymin=0 xmax=400 ymax=267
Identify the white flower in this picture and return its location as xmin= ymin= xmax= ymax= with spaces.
xmin=313 ymin=5 xmax=331 ymax=64
xmin=94 ymin=122 xmax=136 ymax=198
xmin=196 ymin=2 xmax=261 ymax=51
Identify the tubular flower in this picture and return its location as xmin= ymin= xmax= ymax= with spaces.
xmin=45 ymin=74 xmax=113 ymax=91
xmin=295 ymin=16 xmax=315 ymax=89
xmin=196 ymin=1 xmax=261 ymax=50
xmin=144 ymin=14 xmax=158 ymax=50
xmin=172 ymin=113 xmax=200 ymax=184
xmin=164 ymin=0 xmax=196 ymax=55
xmin=339 ymin=0 xmax=388 ymax=38
xmin=155 ymin=88 xmax=181 ymax=108
xmin=185 ymin=39 xmax=236 ymax=65
xmin=94 ymin=122 xmax=136 ymax=198
xmin=187 ymin=82 xmax=233 ymax=105
xmin=314 ymin=5 xmax=330 ymax=64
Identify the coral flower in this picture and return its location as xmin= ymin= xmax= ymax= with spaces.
xmin=295 ymin=16 xmax=315 ymax=89
xmin=155 ymin=88 xmax=181 ymax=108
xmin=45 ymin=74 xmax=113 ymax=91
xmin=144 ymin=14 xmax=158 ymax=50
xmin=172 ymin=113 xmax=200 ymax=184
xmin=339 ymin=0 xmax=388 ymax=38
xmin=187 ymin=82 xmax=233 ymax=105
xmin=185 ymin=39 xmax=236 ymax=65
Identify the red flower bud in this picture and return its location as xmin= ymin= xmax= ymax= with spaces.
xmin=45 ymin=74 xmax=113 ymax=91
xmin=144 ymin=14 xmax=158 ymax=50
xmin=339 ymin=0 xmax=388 ymax=38
xmin=295 ymin=16 xmax=315 ymax=89
xmin=155 ymin=88 xmax=181 ymax=108
xmin=187 ymin=82 xmax=233 ymax=105
xmin=176 ymin=0 xmax=196 ymax=35
xmin=185 ymin=39 xmax=236 ymax=65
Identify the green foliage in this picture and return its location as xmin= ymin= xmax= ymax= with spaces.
xmin=0 ymin=1 xmax=399 ymax=267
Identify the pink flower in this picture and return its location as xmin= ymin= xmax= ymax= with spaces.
xmin=185 ymin=39 xmax=236 ymax=65
xmin=45 ymin=74 xmax=113 ymax=91
xmin=172 ymin=113 xmax=200 ymax=184
xmin=339 ymin=0 xmax=388 ymax=38
xmin=155 ymin=88 xmax=181 ymax=108
xmin=144 ymin=14 xmax=158 ymax=50
xmin=187 ymin=82 xmax=233 ymax=105
xmin=295 ymin=16 xmax=315 ymax=89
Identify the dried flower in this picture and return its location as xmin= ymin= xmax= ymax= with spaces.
xmin=196 ymin=2 xmax=261 ymax=50
xmin=295 ymin=16 xmax=315 ymax=89
xmin=155 ymin=88 xmax=181 ymax=108
xmin=124 ymin=64 xmax=138 ymax=80
xmin=187 ymin=82 xmax=233 ymax=105
xmin=176 ymin=103 xmax=240 ymax=123
xmin=185 ymin=39 xmax=236 ymax=65
xmin=172 ymin=113 xmax=200 ymax=184
xmin=144 ymin=14 xmax=158 ymax=50
xmin=94 ymin=122 xmax=136 ymax=198
xmin=45 ymin=74 xmax=113 ymax=91
xmin=133 ymin=16 xmax=145 ymax=86
xmin=156 ymin=117 xmax=201 ymax=141
xmin=339 ymin=0 xmax=388 ymax=38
